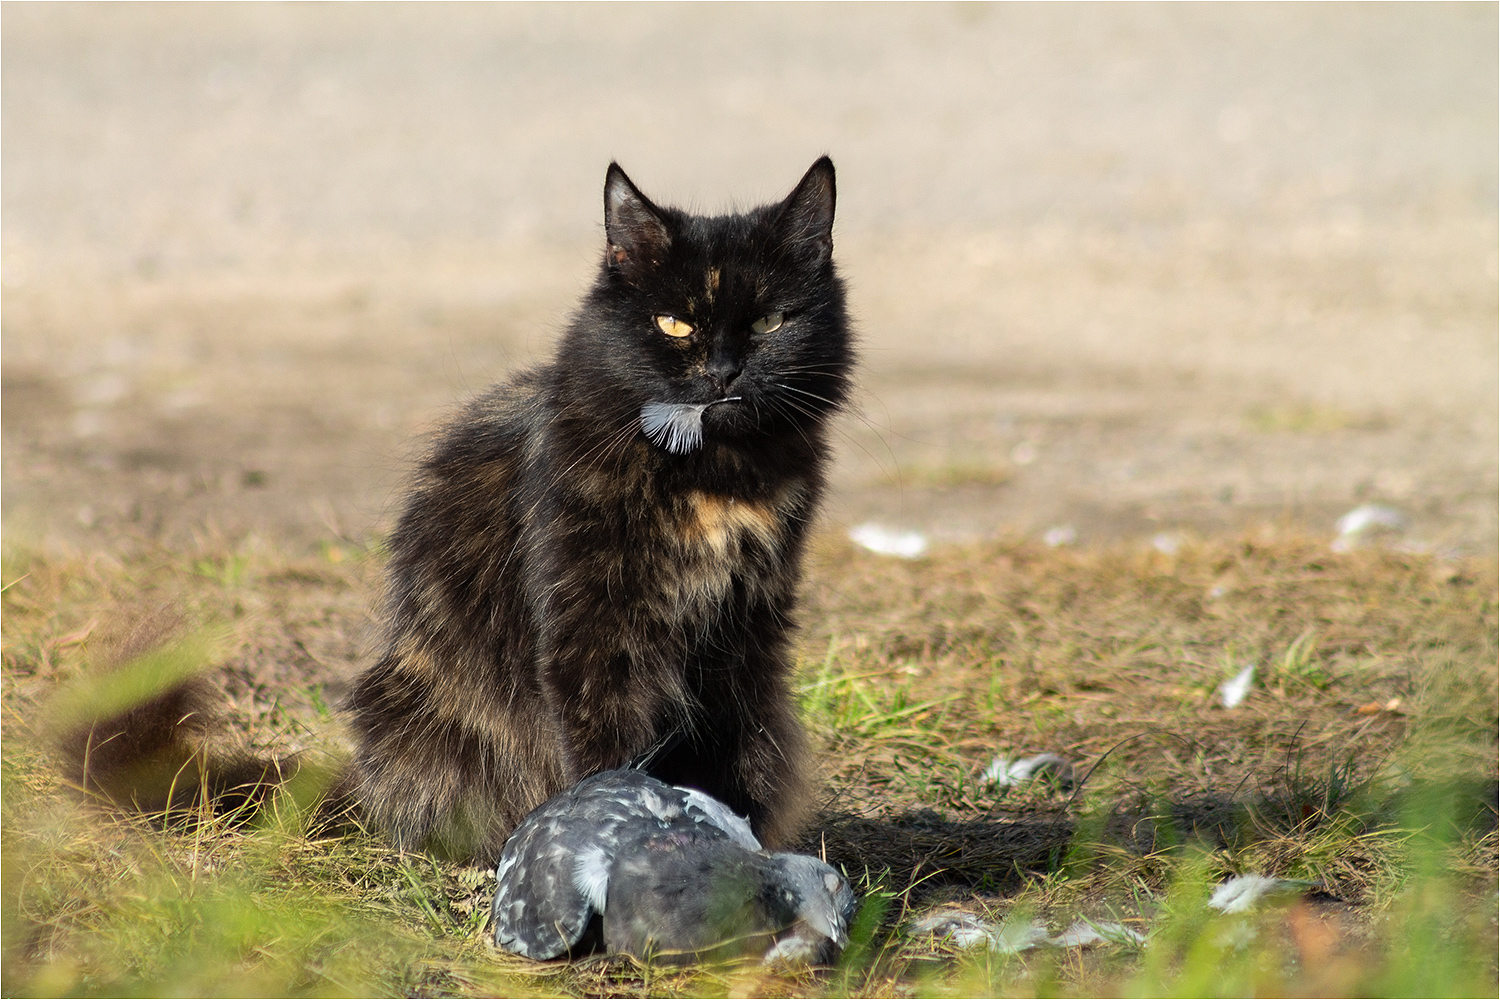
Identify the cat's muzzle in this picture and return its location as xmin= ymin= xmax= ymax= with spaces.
xmin=640 ymin=397 xmax=741 ymax=454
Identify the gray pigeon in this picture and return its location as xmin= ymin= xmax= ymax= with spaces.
xmin=491 ymin=768 xmax=857 ymax=964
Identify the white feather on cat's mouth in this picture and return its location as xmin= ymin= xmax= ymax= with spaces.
xmin=640 ymin=397 xmax=742 ymax=454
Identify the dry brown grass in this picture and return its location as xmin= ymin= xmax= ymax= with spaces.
xmin=2 ymin=529 xmax=1495 ymax=996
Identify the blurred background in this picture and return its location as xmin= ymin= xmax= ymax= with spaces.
xmin=3 ymin=3 xmax=1495 ymax=554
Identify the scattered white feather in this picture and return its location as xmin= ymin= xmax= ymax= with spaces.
xmin=1332 ymin=504 xmax=1406 ymax=552
xmin=1151 ymin=532 xmax=1183 ymax=555
xmin=913 ymin=878 xmax=1315 ymax=957
xmin=1043 ymin=525 xmax=1077 ymax=547
xmin=849 ymin=523 xmax=927 ymax=558
xmin=1218 ymin=663 xmax=1255 ymax=709
xmin=909 ymin=912 xmax=996 ymax=949
xmin=982 ymin=753 xmax=1074 ymax=789
xmin=1336 ymin=503 xmax=1407 ymax=537
xmin=992 ymin=918 xmax=1054 ymax=954
xmin=1051 ymin=919 xmax=1145 ymax=948
xmin=1208 ymin=874 xmax=1316 ymax=913
xmin=912 ymin=911 xmax=1140 ymax=953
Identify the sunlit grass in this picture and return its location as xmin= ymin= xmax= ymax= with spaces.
xmin=2 ymin=532 xmax=1495 ymax=996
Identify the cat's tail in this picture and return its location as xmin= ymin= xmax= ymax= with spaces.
xmin=51 ymin=631 xmax=356 ymax=833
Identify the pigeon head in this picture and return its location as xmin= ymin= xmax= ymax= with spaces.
xmin=759 ymin=853 xmax=858 ymax=965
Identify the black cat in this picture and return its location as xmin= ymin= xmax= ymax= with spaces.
xmin=346 ymin=158 xmax=854 ymax=864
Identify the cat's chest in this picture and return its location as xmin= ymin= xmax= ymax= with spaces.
xmin=640 ymin=483 xmax=804 ymax=611
xmin=676 ymin=491 xmax=782 ymax=560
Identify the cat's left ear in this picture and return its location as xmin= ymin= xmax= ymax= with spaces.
xmin=773 ymin=156 xmax=836 ymax=267
xmin=604 ymin=163 xmax=672 ymax=279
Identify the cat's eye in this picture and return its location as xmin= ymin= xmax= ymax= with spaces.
xmin=655 ymin=315 xmax=694 ymax=338
xmin=750 ymin=312 xmax=784 ymax=335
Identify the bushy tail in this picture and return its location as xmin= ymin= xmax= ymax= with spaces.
xmin=51 ymin=629 xmax=353 ymax=830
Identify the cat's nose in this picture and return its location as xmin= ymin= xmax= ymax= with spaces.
xmin=706 ymin=356 xmax=742 ymax=392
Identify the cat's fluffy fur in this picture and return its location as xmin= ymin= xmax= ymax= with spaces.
xmin=346 ymin=158 xmax=853 ymax=864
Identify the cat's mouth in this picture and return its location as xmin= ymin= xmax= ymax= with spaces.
xmin=639 ymin=397 xmax=742 ymax=454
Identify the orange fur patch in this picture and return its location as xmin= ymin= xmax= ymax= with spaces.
xmin=683 ymin=491 xmax=779 ymax=556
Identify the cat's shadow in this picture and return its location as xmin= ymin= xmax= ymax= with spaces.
xmin=797 ymin=808 xmax=1071 ymax=901
xmin=799 ymin=793 xmax=1253 ymax=903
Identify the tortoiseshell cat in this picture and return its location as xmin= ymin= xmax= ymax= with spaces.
xmin=346 ymin=158 xmax=853 ymax=864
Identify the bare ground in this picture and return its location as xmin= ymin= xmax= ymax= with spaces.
xmin=2 ymin=4 xmax=1495 ymax=556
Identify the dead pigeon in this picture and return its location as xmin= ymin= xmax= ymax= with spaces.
xmin=491 ymin=768 xmax=857 ymax=965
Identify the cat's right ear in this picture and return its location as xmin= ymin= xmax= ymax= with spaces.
xmin=604 ymin=164 xmax=671 ymax=280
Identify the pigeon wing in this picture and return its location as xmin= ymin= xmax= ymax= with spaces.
xmin=673 ymin=785 xmax=762 ymax=849
xmin=492 ymin=770 xmax=703 ymax=959
xmin=491 ymin=794 xmax=598 ymax=959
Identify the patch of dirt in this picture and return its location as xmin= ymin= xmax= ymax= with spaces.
xmin=2 ymin=5 xmax=1494 ymax=555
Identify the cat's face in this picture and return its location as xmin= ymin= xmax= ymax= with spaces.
xmin=572 ymin=159 xmax=852 ymax=453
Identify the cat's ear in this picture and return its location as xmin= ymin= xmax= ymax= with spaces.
xmin=773 ymin=156 xmax=836 ymax=267
xmin=604 ymin=163 xmax=671 ymax=278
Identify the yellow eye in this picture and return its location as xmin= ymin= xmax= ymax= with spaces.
xmin=654 ymin=315 xmax=694 ymax=338
xmin=750 ymin=312 xmax=784 ymax=335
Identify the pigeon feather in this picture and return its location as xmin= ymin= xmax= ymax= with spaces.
xmin=639 ymin=398 xmax=741 ymax=454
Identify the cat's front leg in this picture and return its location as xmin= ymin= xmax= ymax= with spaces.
xmin=645 ymin=619 xmax=813 ymax=847
xmin=724 ymin=662 xmax=814 ymax=848
xmin=535 ymin=611 xmax=683 ymax=782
